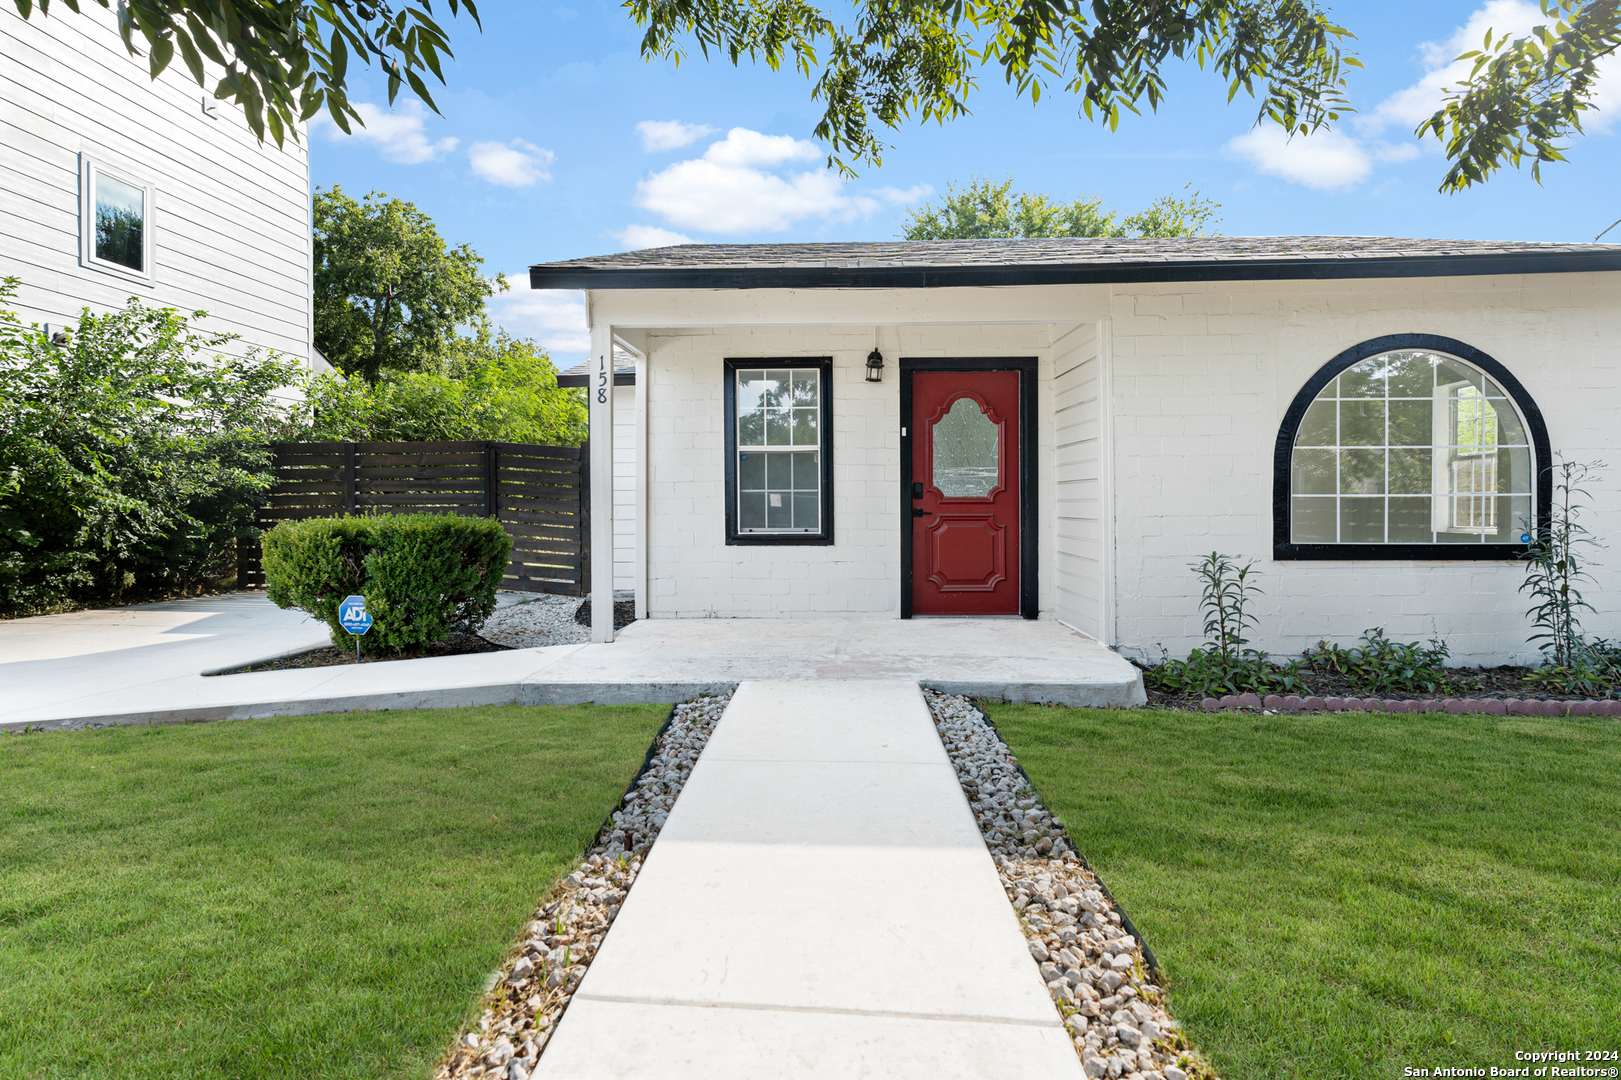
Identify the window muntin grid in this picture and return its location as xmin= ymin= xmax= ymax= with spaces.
xmin=1290 ymin=350 xmax=1534 ymax=545
xmin=736 ymin=368 xmax=821 ymax=533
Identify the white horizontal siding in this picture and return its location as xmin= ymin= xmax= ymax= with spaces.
xmin=1 ymin=4 xmax=312 ymax=362
xmin=1052 ymin=321 xmax=1105 ymax=638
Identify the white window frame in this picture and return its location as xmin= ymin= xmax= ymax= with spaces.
xmin=80 ymin=153 xmax=156 ymax=285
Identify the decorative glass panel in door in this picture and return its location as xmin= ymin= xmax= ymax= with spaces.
xmin=932 ymin=397 xmax=1000 ymax=498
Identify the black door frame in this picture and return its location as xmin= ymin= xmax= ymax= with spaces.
xmin=900 ymin=357 xmax=1039 ymax=619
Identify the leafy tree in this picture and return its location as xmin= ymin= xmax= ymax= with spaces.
xmin=18 ymin=0 xmax=1619 ymax=191
xmin=0 ymin=279 xmax=305 ymax=614
xmin=12 ymin=0 xmax=478 ymax=146
xmin=901 ymin=178 xmax=1221 ymax=239
xmin=1423 ymin=1 xmax=1621 ymax=192
xmin=303 ymin=320 xmax=587 ymax=445
xmin=632 ymin=0 xmax=1362 ymax=175
xmin=314 ymin=186 xmax=502 ymax=386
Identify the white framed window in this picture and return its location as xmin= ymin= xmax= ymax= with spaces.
xmin=723 ymin=357 xmax=833 ymax=544
xmin=80 ymin=154 xmax=155 ymax=283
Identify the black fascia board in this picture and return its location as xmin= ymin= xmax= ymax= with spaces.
xmin=530 ymin=250 xmax=1621 ymax=291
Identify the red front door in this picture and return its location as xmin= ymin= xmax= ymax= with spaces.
xmin=910 ymin=370 xmax=1021 ymax=615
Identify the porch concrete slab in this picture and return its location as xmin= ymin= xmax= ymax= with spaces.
xmin=529 ymin=617 xmax=1144 ymax=708
xmin=537 ymin=680 xmax=1082 ymax=1079
xmin=2 ymin=612 xmax=1139 ymax=732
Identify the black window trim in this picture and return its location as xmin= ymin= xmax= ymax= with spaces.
xmin=1272 ymin=333 xmax=1552 ymax=561
xmin=723 ymin=356 xmax=835 ymax=546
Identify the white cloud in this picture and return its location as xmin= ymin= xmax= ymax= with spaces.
xmin=613 ymin=225 xmax=694 ymax=249
xmin=1227 ymin=1 xmax=1621 ymax=190
xmin=1369 ymin=1 xmax=1545 ymax=132
xmin=634 ymin=127 xmax=892 ymax=234
xmin=636 ymin=120 xmax=716 ymax=152
xmin=312 ymin=100 xmax=457 ymax=164
xmin=1226 ymin=127 xmax=1372 ymax=190
xmin=468 ymin=139 xmax=554 ymax=187
xmin=488 ymin=284 xmax=588 ymax=358
xmin=875 ymin=184 xmax=935 ymax=204
xmin=1367 ymin=0 xmax=1621 ymax=137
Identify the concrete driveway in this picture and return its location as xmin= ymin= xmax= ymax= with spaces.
xmin=0 ymin=593 xmax=330 ymax=725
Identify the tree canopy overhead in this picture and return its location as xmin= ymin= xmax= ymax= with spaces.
xmin=901 ymin=178 xmax=1221 ymax=240
xmin=14 ymin=0 xmax=1620 ymax=192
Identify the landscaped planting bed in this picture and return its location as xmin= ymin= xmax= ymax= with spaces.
xmin=984 ymin=703 xmax=1621 ymax=1080
xmin=0 ymin=703 xmax=668 ymax=1080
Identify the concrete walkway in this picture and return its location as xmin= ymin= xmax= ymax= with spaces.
xmin=1 ymin=598 xmax=1143 ymax=731
xmin=537 ymin=681 xmax=1083 ymax=1079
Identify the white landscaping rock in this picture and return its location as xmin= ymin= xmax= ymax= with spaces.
xmin=478 ymin=595 xmax=590 ymax=649
xmin=922 ymin=690 xmax=1219 ymax=1080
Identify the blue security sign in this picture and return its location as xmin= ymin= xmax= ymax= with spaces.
xmin=338 ymin=595 xmax=373 ymax=635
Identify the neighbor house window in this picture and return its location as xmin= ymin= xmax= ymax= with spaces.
xmin=723 ymin=357 xmax=833 ymax=545
xmin=80 ymin=155 xmax=154 ymax=281
xmin=1274 ymin=335 xmax=1549 ymax=560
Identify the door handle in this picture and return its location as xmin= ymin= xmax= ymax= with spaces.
xmin=912 ymin=508 xmax=930 ymax=518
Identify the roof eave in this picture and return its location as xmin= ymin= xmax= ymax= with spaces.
xmin=529 ymin=250 xmax=1621 ymax=291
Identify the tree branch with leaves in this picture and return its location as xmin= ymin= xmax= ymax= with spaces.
xmin=12 ymin=0 xmax=478 ymax=145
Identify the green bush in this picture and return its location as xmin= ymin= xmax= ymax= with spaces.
xmin=263 ymin=514 xmax=511 ymax=652
xmin=302 ymin=321 xmax=587 ymax=445
xmin=0 ymin=278 xmax=304 ymax=615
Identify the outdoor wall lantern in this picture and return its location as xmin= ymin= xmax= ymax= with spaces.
xmin=865 ymin=346 xmax=885 ymax=383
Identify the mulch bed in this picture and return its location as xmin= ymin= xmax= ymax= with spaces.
xmin=1144 ymin=665 xmax=1615 ymax=712
xmin=209 ymin=632 xmax=510 ymax=675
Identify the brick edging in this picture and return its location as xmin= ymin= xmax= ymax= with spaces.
xmin=1199 ymin=693 xmax=1620 ymax=716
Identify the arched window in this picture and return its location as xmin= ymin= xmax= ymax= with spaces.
xmin=1273 ymin=335 xmax=1550 ymax=560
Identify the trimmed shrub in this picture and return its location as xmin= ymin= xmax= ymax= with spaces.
xmin=263 ymin=514 xmax=511 ymax=652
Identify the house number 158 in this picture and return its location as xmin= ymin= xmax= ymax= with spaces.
xmin=596 ymin=355 xmax=608 ymax=403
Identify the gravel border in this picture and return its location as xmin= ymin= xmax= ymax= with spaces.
xmin=926 ymin=690 xmax=1219 ymax=1080
xmin=433 ymin=694 xmax=729 ymax=1080
xmin=437 ymin=689 xmax=1219 ymax=1080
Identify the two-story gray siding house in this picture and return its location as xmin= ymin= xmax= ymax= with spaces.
xmin=2 ymin=3 xmax=314 ymax=364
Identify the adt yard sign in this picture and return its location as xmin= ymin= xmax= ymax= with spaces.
xmin=339 ymin=595 xmax=372 ymax=635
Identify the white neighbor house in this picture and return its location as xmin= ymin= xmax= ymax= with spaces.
xmin=530 ymin=238 xmax=1621 ymax=667
xmin=2 ymin=4 xmax=314 ymax=365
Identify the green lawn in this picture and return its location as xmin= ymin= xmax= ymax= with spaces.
xmin=0 ymin=704 xmax=669 ymax=1080
xmin=986 ymin=705 xmax=1621 ymax=1080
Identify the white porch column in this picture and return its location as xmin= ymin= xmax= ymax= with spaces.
xmin=633 ymin=349 xmax=649 ymax=621
xmin=588 ymin=323 xmax=615 ymax=643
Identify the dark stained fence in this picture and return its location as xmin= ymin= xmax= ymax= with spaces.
xmin=239 ymin=440 xmax=588 ymax=595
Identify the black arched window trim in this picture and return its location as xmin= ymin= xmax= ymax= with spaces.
xmin=1272 ymin=333 xmax=1552 ymax=561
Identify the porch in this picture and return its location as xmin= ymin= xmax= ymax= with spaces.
xmin=1 ymin=599 xmax=1144 ymax=732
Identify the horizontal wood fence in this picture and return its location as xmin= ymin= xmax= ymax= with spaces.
xmin=239 ymin=440 xmax=588 ymax=595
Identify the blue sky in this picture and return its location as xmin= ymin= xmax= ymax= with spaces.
xmin=307 ymin=0 xmax=1621 ymax=364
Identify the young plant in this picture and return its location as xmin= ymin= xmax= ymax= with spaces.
xmin=1142 ymin=553 xmax=1312 ymax=698
xmin=1519 ymin=459 xmax=1602 ymax=669
xmin=1195 ymin=552 xmax=1261 ymax=663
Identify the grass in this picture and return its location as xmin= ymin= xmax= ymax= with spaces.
xmin=985 ymin=705 xmax=1621 ymax=1080
xmin=0 ymin=703 xmax=669 ymax=1080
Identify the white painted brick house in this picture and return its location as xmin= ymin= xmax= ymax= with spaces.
xmin=2 ymin=4 xmax=314 ymax=365
xmin=531 ymin=238 xmax=1621 ymax=666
